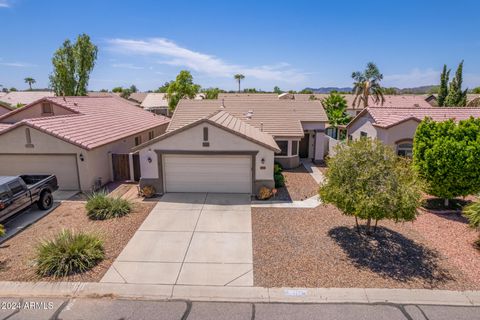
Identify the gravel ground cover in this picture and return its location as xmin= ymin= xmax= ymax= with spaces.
xmin=275 ymin=166 xmax=319 ymax=201
xmin=0 ymin=201 xmax=155 ymax=282
xmin=252 ymin=204 xmax=478 ymax=290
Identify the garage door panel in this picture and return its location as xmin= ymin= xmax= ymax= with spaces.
xmin=164 ymin=155 xmax=252 ymax=194
xmin=0 ymin=154 xmax=79 ymax=190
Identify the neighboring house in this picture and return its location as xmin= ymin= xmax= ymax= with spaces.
xmin=128 ymin=92 xmax=148 ymax=104
xmin=0 ymin=91 xmax=55 ymax=108
xmin=140 ymin=93 xmax=205 ymax=116
xmin=424 ymin=94 xmax=480 ymax=107
xmin=346 ymin=107 xmax=480 ymax=156
xmin=134 ymin=99 xmax=329 ymax=195
xmin=0 ymin=96 xmax=170 ymax=191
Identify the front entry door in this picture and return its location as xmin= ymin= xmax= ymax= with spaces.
xmin=299 ymin=134 xmax=309 ymax=158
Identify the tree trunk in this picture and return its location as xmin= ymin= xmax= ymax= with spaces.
xmin=355 ymin=216 xmax=360 ymax=233
xmin=366 ymin=217 xmax=372 ymax=235
xmin=444 ymin=198 xmax=449 ymax=207
xmin=374 ymin=219 xmax=378 ymax=233
xmin=238 ymin=80 xmax=241 ymax=93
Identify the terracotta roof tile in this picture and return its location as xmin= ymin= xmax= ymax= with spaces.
xmin=0 ymin=96 xmax=170 ymax=150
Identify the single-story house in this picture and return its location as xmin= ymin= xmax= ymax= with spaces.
xmin=134 ymin=99 xmax=329 ymax=194
xmin=140 ymin=93 xmax=205 ymax=116
xmin=425 ymin=94 xmax=480 ymax=107
xmin=346 ymin=107 xmax=480 ymax=156
xmin=0 ymin=96 xmax=170 ymax=191
xmin=0 ymin=91 xmax=55 ymax=108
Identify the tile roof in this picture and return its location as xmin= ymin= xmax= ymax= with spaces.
xmin=128 ymin=92 xmax=148 ymax=104
xmin=0 ymin=91 xmax=55 ymax=106
xmin=140 ymin=93 xmax=168 ymax=109
xmin=134 ymin=109 xmax=280 ymax=152
xmin=168 ymin=99 xmax=327 ymax=138
xmin=0 ymin=96 xmax=170 ymax=150
xmin=0 ymin=123 xmax=12 ymax=131
xmin=353 ymin=107 xmax=480 ymax=128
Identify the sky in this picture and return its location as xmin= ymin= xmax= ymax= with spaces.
xmin=1 ymin=0 xmax=480 ymax=92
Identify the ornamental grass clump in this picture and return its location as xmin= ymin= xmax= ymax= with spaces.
xmin=463 ymin=200 xmax=480 ymax=249
xmin=319 ymin=138 xmax=422 ymax=235
xmin=35 ymin=229 xmax=104 ymax=277
xmin=86 ymin=191 xmax=132 ymax=220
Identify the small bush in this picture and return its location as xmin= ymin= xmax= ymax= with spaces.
xmin=257 ymin=186 xmax=273 ymax=200
xmin=36 ymin=230 xmax=104 ymax=277
xmin=463 ymin=200 xmax=480 ymax=250
xmin=86 ymin=191 xmax=132 ymax=220
xmin=141 ymin=185 xmax=156 ymax=198
xmin=274 ymin=173 xmax=285 ymax=188
xmin=274 ymin=163 xmax=283 ymax=175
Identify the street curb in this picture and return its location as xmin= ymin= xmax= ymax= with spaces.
xmin=0 ymin=282 xmax=478 ymax=306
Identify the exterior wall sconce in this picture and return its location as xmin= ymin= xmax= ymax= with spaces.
xmin=79 ymin=153 xmax=85 ymax=162
xmin=147 ymin=157 xmax=153 ymax=163
xmin=261 ymin=157 xmax=265 ymax=164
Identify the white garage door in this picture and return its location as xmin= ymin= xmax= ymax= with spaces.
xmin=164 ymin=154 xmax=252 ymax=193
xmin=0 ymin=154 xmax=80 ymax=190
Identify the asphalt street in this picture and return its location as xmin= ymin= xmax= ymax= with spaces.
xmin=0 ymin=297 xmax=479 ymax=320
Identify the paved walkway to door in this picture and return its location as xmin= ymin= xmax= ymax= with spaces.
xmin=101 ymin=193 xmax=253 ymax=287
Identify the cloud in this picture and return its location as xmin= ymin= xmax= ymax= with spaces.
xmin=0 ymin=1 xmax=9 ymax=8
xmin=107 ymin=38 xmax=306 ymax=83
xmin=0 ymin=62 xmax=32 ymax=67
xmin=383 ymin=68 xmax=439 ymax=88
xmin=111 ymin=63 xmax=144 ymax=70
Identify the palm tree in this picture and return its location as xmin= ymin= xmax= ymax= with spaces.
xmin=234 ymin=74 xmax=245 ymax=93
xmin=351 ymin=62 xmax=384 ymax=109
xmin=24 ymin=77 xmax=36 ymax=90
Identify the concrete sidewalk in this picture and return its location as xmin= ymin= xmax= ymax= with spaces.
xmin=0 ymin=281 xmax=478 ymax=306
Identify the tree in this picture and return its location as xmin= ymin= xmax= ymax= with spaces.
xmin=320 ymin=92 xmax=351 ymax=128
xmin=437 ymin=65 xmax=450 ymax=106
xmin=49 ymin=33 xmax=98 ymax=96
xmin=112 ymin=87 xmax=123 ymax=93
xmin=319 ymin=139 xmax=422 ymax=235
xmin=273 ymin=86 xmax=283 ymax=94
xmin=129 ymin=84 xmax=138 ymax=93
xmin=155 ymin=81 xmax=171 ymax=93
xmin=9 ymin=87 xmax=17 ymax=92
xmin=204 ymin=87 xmax=220 ymax=99
xmin=299 ymin=89 xmax=314 ymax=94
xmin=24 ymin=77 xmax=36 ymax=90
xmin=234 ymin=74 xmax=245 ymax=93
xmin=471 ymin=87 xmax=480 ymax=94
xmin=351 ymin=62 xmax=385 ymax=108
xmin=445 ymin=60 xmax=468 ymax=107
xmin=382 ymin=87 xmax=398 ymax=95
xmin=413 ymin=117 xmax=480 ymax=206
xmin=166 ymin=70 xmax=200 ymax=111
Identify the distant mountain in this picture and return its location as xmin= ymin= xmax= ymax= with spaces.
xmin=304 ymin=87 xmax=352 ymax=94
xmin=304 ymin=85 xmax=439 ymax=95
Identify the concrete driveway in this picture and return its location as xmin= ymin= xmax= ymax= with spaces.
xmin=101 ymin=193 xmax=253 ymax=287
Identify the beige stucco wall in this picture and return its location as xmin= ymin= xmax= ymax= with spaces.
xmin=378 ymin=119 xmax=419 ymax=145
xmin=347 ymin=113 xmax=379 ymax=140
xmin=0 ymin=123 xmax=168 ymax=191
xmin=138 ymin=122 xmax=275 ymax=182
xmin=0 ymin=102 xmax=75 ymax=123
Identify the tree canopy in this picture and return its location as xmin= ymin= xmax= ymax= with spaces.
xmin=320 ymin=92 xmax=351 ymax=127
xmin=166 ymin=70 xmax=200 ymax=111
xmin=203 ymin=87 xmax=221 ymax=99
xmin=49 ymin=33 xmax=98 ymax=96
xmin=351 ymin=62 xmax=385 ymax=108
xmin=24 ymin=77 xmax=36 ymax=90
xmin=319 ymin=139 xmax=422 ymax=235
xmin=444 ymin=60 xmax=468 ymax=107
xmin=413 ymin=117 xmax=480 ymax=204
xmin=234 ymin=74 xmax=245 ymax=93
xmin=437 ymin=65 xmax=450 ymax=107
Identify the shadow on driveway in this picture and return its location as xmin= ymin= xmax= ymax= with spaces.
xmin=328 ymin=226 xmax=453 ymax=284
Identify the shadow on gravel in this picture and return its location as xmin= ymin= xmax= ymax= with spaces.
xmin=328 ymin=226 xmax=453 ymax=284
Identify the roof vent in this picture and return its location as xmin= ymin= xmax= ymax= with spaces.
xmin=219 ymin=99 xmax=225 ymax=109
xmin=245 ymin=110 xmax=254 ymax=119
xmin=261 ymin=122 xmax=264 ymax=132
xmin=74 ymin=102 xmax=78 ymax=106
xmin=414 ymin=103 xmax=420 ymax=108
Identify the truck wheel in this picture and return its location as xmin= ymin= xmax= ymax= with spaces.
xmin=37 ymin=191 xmax=53 ymax=210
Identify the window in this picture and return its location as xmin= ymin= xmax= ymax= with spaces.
xmin=134 ymin=136 xmax=142 ymax=146
xmin=203 ymin=127 xmax=208 ymax=141
xmin=25 ymin=128 xmax=33 ymax=148
xmin=276 ymin=140 xmax=288 ymax=156
xmin=360 ymin=131 xmax=368 ymax=138
xmin=397 ymin=142 xmax=413 ymax=157
xmin=291 ymin=141 xmax=299 ymax=156
xmin=148 ymin=131 xmax=154 ymax=140
xmin=7 ymin=181 xmax=24 ymax=195
xmin=42 ymin=103 xmax=53 ymax=114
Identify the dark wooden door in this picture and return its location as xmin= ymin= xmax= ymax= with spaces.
xmin=299 ymin=135 xmax=309 ymax=158
xmin=112 ymin=154 xmax=130 ymax=181
xmin=133 ymin=153 xmax=141 ymax=181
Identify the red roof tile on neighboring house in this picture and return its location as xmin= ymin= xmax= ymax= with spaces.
xmin=0 ymin=96 xmax=170 ymax=150
xmin=356 ymin=107 xmax=480 ymax=128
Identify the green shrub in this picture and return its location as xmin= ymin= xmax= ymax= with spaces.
xmin=274 ymin=163 xmax=283 ymax=175
xmin=464 ymin=201 xmax=480 ymax=229
xmin=36 ymin=230 xmax=104 ymax=277
xmin=86 ymin=191 xmax=132 ymax=220
xmin=274 ymin=173 xmax=285 ymax=188
xmin=0 ymin=224 xmax=5 ymax=237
